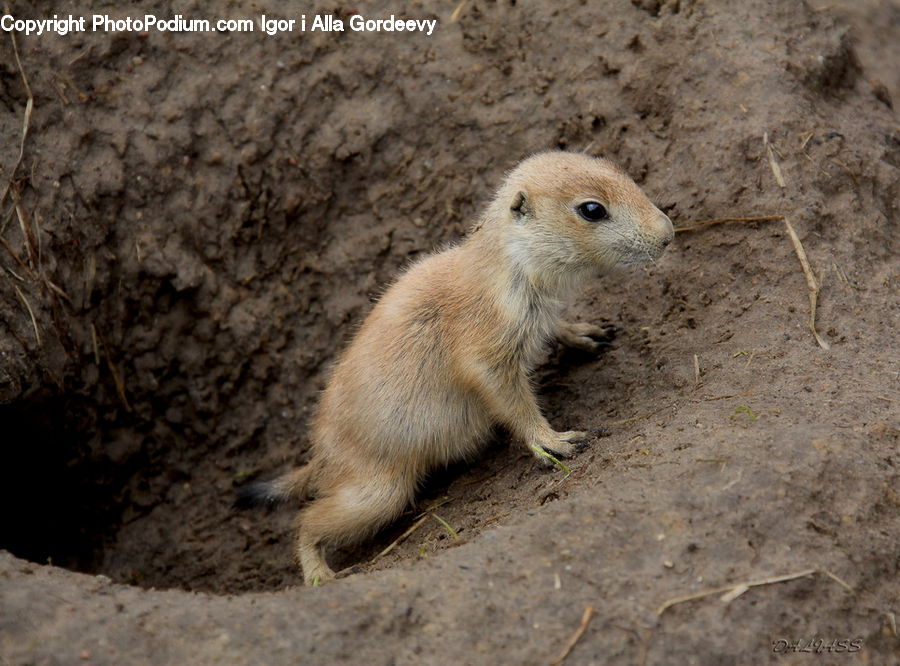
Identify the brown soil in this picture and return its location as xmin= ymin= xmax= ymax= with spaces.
xmin=1 ymin=0 xmax=898 ymax=664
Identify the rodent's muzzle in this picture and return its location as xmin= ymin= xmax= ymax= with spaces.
xmin=658 ymin=212 xmax=674 ymax=248
xmin=642 ymin=210 xmax=674 ymax=259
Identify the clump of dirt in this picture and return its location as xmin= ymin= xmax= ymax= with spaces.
xmin=1 ymin=0 xmax=898 ymax=664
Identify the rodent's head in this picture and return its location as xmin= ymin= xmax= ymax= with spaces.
xmin=489 ymin=152 xmax=674 ymax=280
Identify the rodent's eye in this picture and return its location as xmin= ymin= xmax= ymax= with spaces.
xmin=576 ymin=201 xmax=608 ymax=222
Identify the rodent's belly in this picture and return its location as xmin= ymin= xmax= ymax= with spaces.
xmin=364 ymin=383 xmax=493 ymax=465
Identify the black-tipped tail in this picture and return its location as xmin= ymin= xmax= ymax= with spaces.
xmin=234 ymin=465 xmax=314 ymax=509
xmin=234 ymin=480 xmax=285 ymax=510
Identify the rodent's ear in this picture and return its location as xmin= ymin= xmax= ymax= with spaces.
xmin=510 ymin=191 xmax=531 ymax=222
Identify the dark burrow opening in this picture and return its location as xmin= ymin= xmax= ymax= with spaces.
xmin=0 ymin=398 xmax=125 ymax=573
xmin=0 ymin=390 xmax=487 ymax=590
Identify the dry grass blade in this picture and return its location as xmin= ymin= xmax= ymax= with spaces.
xmin=416 ymin=495 xmax=454 ymax=517
xmin=370 ymin=515 xmax=429 ymax=564
xmin=13 ymin=192 xmax=39 ymax=269
xmin=105 ymin=352 xmax=132 ymax=411
xmin=799 ymin=130 xmax=815 ymax=151
xmin=44 ymin=278 xmax=73 ymax=305
xmin=820 ymin=568 xmax=854 ymax=592
xmin=698 ymin=391 xmax=760 ymax=402
xmin=764 ymin=132 xmax=786 ymax=187
xmin=90 ymin=323 xmax=100 ymax=365
xmin=2 ymin=19 xmax=34 ymax=208
xmin=32 ymin=209 xmax=42 ymax=267
xmin=657 ymin=568 xmax=831 ymax=615
xmin=450 ymin=0 xmax=468 ymax=22
xmin=430 ymin=513 xmax=459 ymax=540
xmin=95 ymin=327 xmax=132 ymax=411
xmin=3 ymin=264 xmax=24 ymax=281
xmin=83 ymin=253 xmax=97 ymax=309
xmin=0 ymin=234 xmax=31 ymax=275
xmin=744 ymin=351 xmax=755 ymax=368
xmin=675 ymin=215 xmax=785 ymax=233
xmin=832 ymin=261 xmax=852 ymax=288
xmin=829 ymin=157 xmax=859 ymax=186
xmin=549 ymin=605 xmax=595 ymax=665
xmin=719 ymin=584 xmax=749 ymax=603
xmin=50 ymin=78 xmax=71 ymax=105
xmin=783 ymin=218 xmax=830 ymax=350
xmin=479 ymin=511 xmax=509 ymax=528
xmin=13 ymin=284 xmax=41 ymax=347
xmin=1 ymin=201 xmax=14 ymax=235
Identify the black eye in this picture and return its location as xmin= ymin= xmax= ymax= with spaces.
xmin=576 ymin=201 xmax=608 ymax=222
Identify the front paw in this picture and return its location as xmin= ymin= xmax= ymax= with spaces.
xmin=530 ymin=429 xmax=591 ymax=465
xmin=303 ymin=564 xmax=336 ymax=587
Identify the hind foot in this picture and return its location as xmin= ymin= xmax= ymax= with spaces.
xmin=556 ymin=321 xmax=617 ymax=353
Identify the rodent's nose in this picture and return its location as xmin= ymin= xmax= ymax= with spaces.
xmin=658 ymin=213 xmax=674 ymax=247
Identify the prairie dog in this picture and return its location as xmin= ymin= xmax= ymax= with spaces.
xmin=239 ymin=151 xmax=674 ymax=584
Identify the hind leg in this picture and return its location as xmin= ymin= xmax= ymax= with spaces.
xmin=295 ymin=471 xmax=414 ymax=585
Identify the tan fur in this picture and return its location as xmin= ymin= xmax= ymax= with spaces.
xmin=250 ymin=151 xmax=673 ymax=585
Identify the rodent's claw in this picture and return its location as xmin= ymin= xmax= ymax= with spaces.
xmin=559 ymin=430 xmax=590 ymax=444
xmin=586 ymin=323 xmax=618 ymax=343
xmin=561 ymin=428 xmax=606 ymax=453
xmin=575 ymin=337 xmax=606 ymax=353
xmin=532 ymin=430 xmax=589 ymax=461
xmin=568 ymin=335 xmax=601 ymax=354
xmin=574 ymin=427 xmax=609 ymax=452
xmin=565 ymin=429 xmax=597 ymax=453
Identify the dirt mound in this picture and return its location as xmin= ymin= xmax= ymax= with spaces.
xmin=1 ymin=0 xmax=898 ymax=663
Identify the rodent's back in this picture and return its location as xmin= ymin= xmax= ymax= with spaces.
xmin=313 ymin=247 xmax=497 ymax=470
